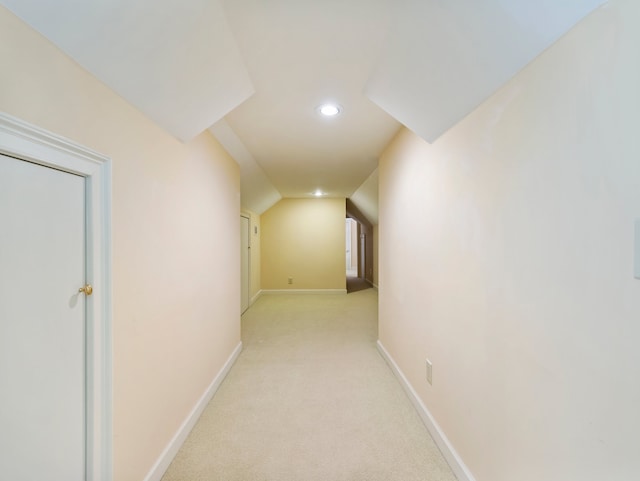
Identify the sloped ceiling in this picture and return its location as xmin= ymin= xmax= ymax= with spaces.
xmin=220 ymin=0 xmax=400 ymax=204
xmin=365 ymin=0 xmax=606 ymax=143
xmin=210 ymin=119 xmax=282 ymax=215
xmin=0 ymin=0 xmax=254 ymax=142
xmin=350 ymin=169 xmax=379 ymax=226
xmin=1 ymin=0 xmax=606 ymax=218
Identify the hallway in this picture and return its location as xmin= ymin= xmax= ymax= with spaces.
xmin=161 ymin=291 xmax=455 ymax=481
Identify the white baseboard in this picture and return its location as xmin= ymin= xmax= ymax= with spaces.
xmin=372 ymin=282 xmax=379 ymax=290
xmin=143 ymin=341 xmax=243 ymax=481
xmin=250 ymin=289 xmax=263 ymax=305
xmin=261 ymin=289 xmax=347 ymax=295
xmin=376 ymin=341 xmax=476 ymax=481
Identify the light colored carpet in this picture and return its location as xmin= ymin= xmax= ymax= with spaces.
xmin=161 ymin=290 xmax=456 ymax=481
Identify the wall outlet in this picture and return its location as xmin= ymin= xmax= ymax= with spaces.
xmin=288 ymin=277 xmax=293 ymax=285
xmin=426 ymin=359 xmax=433 ymax=385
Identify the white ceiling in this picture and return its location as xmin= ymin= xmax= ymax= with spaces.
xmin=1 ymin=0 xmax=254 ymax=142
xmin=219 ymin=0 xmax=400 ymax=204
xmin=1 ymin=0 xmax=606 ymax=221
xmin=210 ymin=119 xmax=282 ymax=215
xmin=350 ymin=169 xmax=380 ymax=226
xmin=365 ymin=0 xmax=606 ymax=143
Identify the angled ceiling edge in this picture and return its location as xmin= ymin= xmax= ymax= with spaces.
xmin=350 ymin=168 xmax=379 ymax=226
xmin=365 ymin=0 xmax=606 ymax=144
xmin=1 ymin=0 xmax=255 ymax=142
xmin=210 ymin=119 xmax=281 ymax=215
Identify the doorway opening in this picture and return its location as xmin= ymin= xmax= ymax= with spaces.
xmin=345 ymin=217 xmax=370 ymax=294
xmin=345 ymin=199 xmax=374 ymax=294
xmin=345 ymin=218 xmax=358 ymax=278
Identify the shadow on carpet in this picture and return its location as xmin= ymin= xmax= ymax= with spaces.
xmin=346 ymin=276 xmax=371 ymax=293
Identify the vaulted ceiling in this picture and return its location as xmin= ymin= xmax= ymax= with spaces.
xmin=1 ymin=0 xmax=605 ymax=221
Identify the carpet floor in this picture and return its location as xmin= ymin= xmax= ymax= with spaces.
xmin=161 ymin=290 xmax=456 ymax=481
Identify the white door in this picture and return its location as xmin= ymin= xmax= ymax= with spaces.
xmin=240 ymin=215 xmax=250 ymax=313
xmin=0 ymin=154 xmax=86 ymax=480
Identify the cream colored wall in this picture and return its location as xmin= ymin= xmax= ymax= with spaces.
xmin=261 ymin=198 xmax=346 ymax=290
xmin=379 ymin=2 xmax=640 ymax=480
xmin=241 ymin=209 xmax=262 ymax=301
xmin=0 ymin=8 xmax=241 ymax=481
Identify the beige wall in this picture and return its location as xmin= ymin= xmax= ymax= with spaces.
xmin=241 ymin=209 xmax=262 ymax=302
xmin=0 ymin=8 xmax=241 ymax=481
xmin=261 ymin=198 xmax=346 ymax=290
xmin=379 ymin=1 xmax=640 ymax=480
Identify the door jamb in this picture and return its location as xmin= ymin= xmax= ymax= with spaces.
xmin=240 ymin=214 xmax=251 ymax=313
xmin=0 ymin=113 xmax=113 ymax=481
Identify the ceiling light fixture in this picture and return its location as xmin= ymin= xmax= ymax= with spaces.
xmin=313 ymin=190 xmax=325 ymax=197
xmin=317 ymin=103 xmax=342 ymax=117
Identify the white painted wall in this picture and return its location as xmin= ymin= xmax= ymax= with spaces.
xmin=378 ymin=1 xmax=640 ymax=480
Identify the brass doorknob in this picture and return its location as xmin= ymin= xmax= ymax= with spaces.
xmin=78 ymin=284 xmax=93 ymax=296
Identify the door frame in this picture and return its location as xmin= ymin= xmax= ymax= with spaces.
xmin=240 ymin=213 xmax=251 ymax=313
xmin=0 ymin=113 xmax=112 ymax=481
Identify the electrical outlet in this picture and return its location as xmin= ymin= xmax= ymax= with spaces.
xmin=288 ymin=277 xmax=293 ymax=285
xmin=426 ymin=359 xmax=433 ymax=385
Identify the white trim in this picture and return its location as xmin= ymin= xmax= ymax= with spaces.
xmin=376 ymin=341 xmax=476 ymax=481
xmin=0 ymin=112 xmax=113 ymax=481
xmin=240 ymin=214 xmax=251 ymax=314
xmin=143 ymin=342 xmax=243 ymax=481
xmin=250 ymin=289 xmax=263 ymax=306
xmin=261 ymin=289 xmax=347 ymax=295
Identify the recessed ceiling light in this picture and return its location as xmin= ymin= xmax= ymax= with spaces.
xmin=312 ymin=190 xmax=326 ymax=197
xmin=317 ymin=103 xmax=342 ymax=117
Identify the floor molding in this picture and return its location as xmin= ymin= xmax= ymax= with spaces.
xmin=376 ymin=341 xmax=476 ymax=481
xmin=261 ymin=289 xmax=347 ymax=295
xmin=250 ymin=289 xmax=263 ymax=306
xmin=143 ymin=341 xmax=243 ymax=481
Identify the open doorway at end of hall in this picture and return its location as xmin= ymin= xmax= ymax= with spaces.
xmin=345 ymin=217 xmax=370 ymax=294
xmin=345 ymin=217 xmax=358 ymax=278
